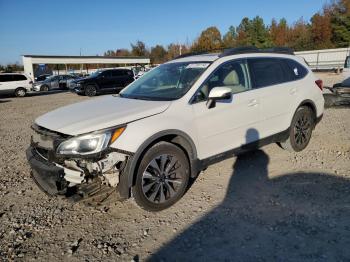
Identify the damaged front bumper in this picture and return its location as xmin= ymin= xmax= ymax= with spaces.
xmin=26 ymin=144 xmax=131 ymax=203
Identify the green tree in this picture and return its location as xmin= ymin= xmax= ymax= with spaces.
xmin=150 ymin=45 xmax=167 ymax=64
xmin=222 ymin=26 xmax=237 ymax=48
xmin=236 ymin=16 xmax=271 ymax=48
xmin=328 ymin=0 xmax=350 ymax=47
xmin=191 ymin=26 xmax=222 ymax=52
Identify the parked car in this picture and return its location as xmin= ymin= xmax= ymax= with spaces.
xmin=26 ymin=47 xmax=324 ymax=211
xmin=32 ymin=74 xmax=77 ymax=91
xmin=0 ymin=73 xmax=32 ymax=97
xmin=70 ymin=68 xmax=134 ymax=96
xmin=327 ymin=56 xmax=350 ymax=97
xmin=35 ymin=74 xmax=51 ymax=82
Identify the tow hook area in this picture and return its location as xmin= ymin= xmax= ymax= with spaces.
xmin=66 ymin=152 xmax=129 ymax=205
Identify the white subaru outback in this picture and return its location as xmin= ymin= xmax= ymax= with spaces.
xmin=27 ymin=47 xmax=324 ymax=211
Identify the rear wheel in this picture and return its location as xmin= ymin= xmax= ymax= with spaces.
xmin=85 ymin=85 xmax=97 ymax=96
xmin=279 ymin=106 xmax=315 ymax=152
xmin=132 ymin=142 xmax=190 ymax=211
xmin=14 ymin=87 xmax=26 ymax=97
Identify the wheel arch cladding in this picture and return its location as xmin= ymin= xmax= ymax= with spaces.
xmin=298 ymin=99 xmax=317 ymax=120
xmin=118 ymin=130 xmax=198 ymax=198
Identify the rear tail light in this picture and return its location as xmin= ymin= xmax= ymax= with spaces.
xmin=29 ymin=81 xmax=33 ymax=84
xmin=315 ymin=79 xmax=323 ymax=91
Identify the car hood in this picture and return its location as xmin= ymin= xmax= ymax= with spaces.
xmin=35 ymin=96 xmax=171 ymax=135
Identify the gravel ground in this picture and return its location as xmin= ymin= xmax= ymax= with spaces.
xmin=0 ymin=75 xmax=349 ymax=261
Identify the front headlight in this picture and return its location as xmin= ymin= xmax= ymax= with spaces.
xmin=56 ymin=127 xmax=125 ymax=156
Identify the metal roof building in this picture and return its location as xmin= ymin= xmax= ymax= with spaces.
xmin=22 ymin=55 xmax=150 ymax=80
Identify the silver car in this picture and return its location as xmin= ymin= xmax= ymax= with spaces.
xmin=32 ymin=75 xmax=77 ymax=91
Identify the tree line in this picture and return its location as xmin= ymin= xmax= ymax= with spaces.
xmin=104 ymin=0 xmax=350 ymax=64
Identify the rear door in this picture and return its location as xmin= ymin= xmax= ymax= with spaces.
xmin=50 ymin=76 xmax=60 ymax=89
xmin=110 ymin=70 xmax=127 ymax=89
xmin=97 ymin=70 xmax=113 ymax=89
xmin=192 ymin=59 xmax=263 ymax=159
xmin=248 ymin=57 xmax=297 ymax=138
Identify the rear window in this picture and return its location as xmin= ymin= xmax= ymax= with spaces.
xmin=249 ymin=58 xmax=287 ymax=88
xmin=283 ymin=59 xmax=308 ymax=80
xmin=0 ymin=75 xmax=12 ymax=82
xmin=0 ymin=74 xmax=27 ymax=82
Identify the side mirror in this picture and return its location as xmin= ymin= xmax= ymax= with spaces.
xmin=206 ymin=87 xmax=232 ymax=109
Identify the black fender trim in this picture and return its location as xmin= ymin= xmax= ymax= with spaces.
xmin=117 ymin=130 xmax=198 ymax=199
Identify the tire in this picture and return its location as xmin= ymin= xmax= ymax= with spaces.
xmin=132 ymin=142 xmax=190 ymax=211
xmin=84 ymin=85 xmax=97 ymax=97
xmin=279 ymin=106 xmax=315 ymax=152
xmin=40 ymin=85 xmax=49 ymax=92
xmin=14 ymin=87 xmax=26 ymax=97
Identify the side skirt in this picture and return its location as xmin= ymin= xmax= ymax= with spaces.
xmin=196 ymin=128 xmax=290 ymax=171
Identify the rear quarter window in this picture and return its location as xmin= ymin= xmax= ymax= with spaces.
xmin=284 ymin=59 xmax=308 ymax=80
xmin=12 ymin=74 xmax=27 ymax=81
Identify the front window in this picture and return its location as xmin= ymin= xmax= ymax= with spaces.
xmin=120 ymin=62 xmax=210 ymax=101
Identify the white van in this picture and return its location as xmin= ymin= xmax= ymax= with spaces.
xmin=0 ymin=73 xmax=32 ymax=97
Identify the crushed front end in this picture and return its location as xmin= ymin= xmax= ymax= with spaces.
xmin=26 ymin=124 xmax=131 ymax=204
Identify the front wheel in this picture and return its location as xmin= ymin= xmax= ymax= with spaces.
xmin=279 ymin=106 xmax=315 ymax=152
xmin=132 ymin=142 xmax=190 ymax=211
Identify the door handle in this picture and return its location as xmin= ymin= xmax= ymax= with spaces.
xmin=248 ymin=99 xmax=258 ymax=107
xmin=290 ymin=87 xmax=297 ymax=94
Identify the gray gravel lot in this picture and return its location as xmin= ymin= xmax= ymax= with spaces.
xmin=0 ymin=77 xmax=349 ymax=261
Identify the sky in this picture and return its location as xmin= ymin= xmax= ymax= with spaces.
xmin=0 ymin=0 xmax=328 ymax=64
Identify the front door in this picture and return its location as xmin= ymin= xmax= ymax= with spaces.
xmin=192 ymin=59 xmax=262 ymax=160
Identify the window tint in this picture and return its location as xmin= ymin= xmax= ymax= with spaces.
xmin=102 ymin=71 xmax=112 ymax=77
xmin=284 ymin=59 xmax=308 ymax=79
xmin=249 ymin=58 xmax=287 ymax=88
xmin=0 ymin=74 xmax=27 ymax=82
xmin=345 ymin=56 xmax=350 ymax=69
xmin=111 ymin=70 xmax=123 ymax=77
xmin=12 ymin=74 xmax=27 ymax=81
xmin=194 ymin=60 xmax=251 ymax=102
xmin=0 ymin=75 xmax=13 ymax=82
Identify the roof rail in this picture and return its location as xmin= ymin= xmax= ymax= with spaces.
xmin=219 ymin=46 xmax=259 ymax=57
xmin=219 ymin=46 xmax=294 ymax=57
xmin=174 ymin=46 xmax=294 ymax=60
xmin=174 ymin=48 xmax=224 ymax=59
xmin=262 ymin=47 xmax=294 ymax=55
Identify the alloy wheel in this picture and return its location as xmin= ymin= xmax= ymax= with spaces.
xmin=141 ymin=154 xmax=184 ymax=204
xmin=293 ymin=112 xmax=312 ymax=147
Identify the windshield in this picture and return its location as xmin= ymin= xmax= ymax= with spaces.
xmin=345 ymin=56 xmax=350 ymax=69
xmin=120 ymin=62 xmax=210 ymax=101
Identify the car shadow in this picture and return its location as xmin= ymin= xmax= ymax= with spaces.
xmin=150 ymin=129 xmax=350 ymax=261
xmin=0 ymin=99 xmax=11 ymax=103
